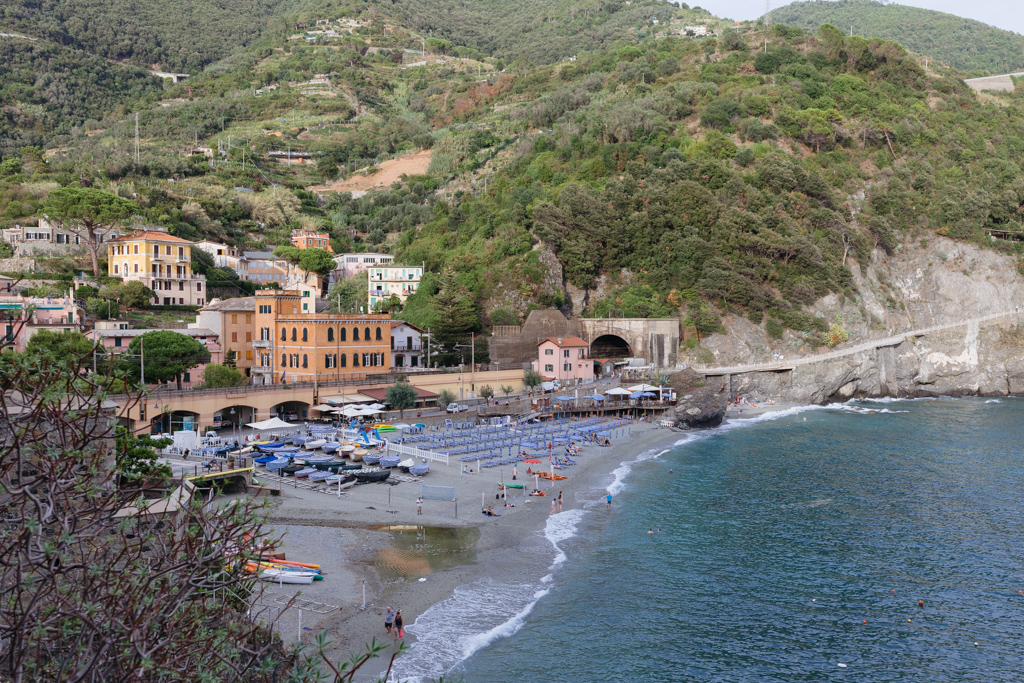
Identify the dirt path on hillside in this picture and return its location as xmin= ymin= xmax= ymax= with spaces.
xmin=310 ymin=149 xmax=431 ymax=194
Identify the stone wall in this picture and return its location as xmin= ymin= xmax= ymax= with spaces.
xmin=0 ymin=258 xmax=36 ymax=272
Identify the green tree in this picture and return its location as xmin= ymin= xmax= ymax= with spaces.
xmin=500 ymin=384 xmax=514 ymax=397
xmin=115 ymin=426 xmax=172 ymax=484
xmin=118 ymin=280 xmax=156 ymax=309
xmin=24 ymin=329 xmax=100 ymax=365
xmin=437 ymin=388 xmax=457 ymax=410
xmin=201 ymin=363 xmax=247 ymax=388
xmin=479 ymin=384 xmax=494 ymax=403
xmin=385 ymin=379 xmax=418 ymax=418
xmin=429 ymin=271 xmax=484 ymax=366
xmin=298 ymin=248 xmax=336 ymax=278
xmin=523 ymin=369 xmax=542 ymax=394
xmin=86 ymin=297 xmax=120 ymax=320
xmin=191 ymin=245 xmax=215 ymax=274
xmin=42 ymin=188 xmax=135 ymax=276
xmin=124 ymin=331 xmax=211 ymax=390
xmin=328 ymin=275 xmax=366 ymax=313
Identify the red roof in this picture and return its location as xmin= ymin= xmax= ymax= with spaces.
xmin=108 ymin=230 xmax=193 ymax=244
xmin=537 ymin=336 xmax=589 ymax=347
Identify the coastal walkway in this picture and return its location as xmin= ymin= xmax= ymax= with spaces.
xmin=694 ymin=310 xmax=1018 ymax=377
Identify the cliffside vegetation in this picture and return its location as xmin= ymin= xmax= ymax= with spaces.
xmin=4 ymin=0 xmax=1024 ymax=343
xmin=769 ymin=0 xmax=1024 ymax=75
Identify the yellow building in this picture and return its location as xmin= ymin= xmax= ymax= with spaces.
xmin=252 ymin=290 xmax=392 ymax=385
xmin=190 ymin=297 xmax=256 ymax=375
xmin=106 ymin=228 xmax=207 ymax=306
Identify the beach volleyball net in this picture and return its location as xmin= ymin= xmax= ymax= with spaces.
xmin=420 ymin=484 xmax=458 ymax=518
xmin=420 ymin=485 xmax=455 ymax=501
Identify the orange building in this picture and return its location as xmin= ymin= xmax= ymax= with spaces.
xmin=251 ymin=290 xmax=391 ymax=385
xmin=290 ymin=229 xmax=333 ymax=253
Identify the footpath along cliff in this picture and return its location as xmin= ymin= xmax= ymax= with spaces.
xmin=679 ymin=236 xmax=1024 ymax=406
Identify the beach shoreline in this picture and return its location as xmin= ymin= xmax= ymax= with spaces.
xmin=256 ymin=407 xmax=797 ymax=679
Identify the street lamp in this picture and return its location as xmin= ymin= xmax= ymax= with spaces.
xmin=230 ymin=406 xmax=237 ymax=445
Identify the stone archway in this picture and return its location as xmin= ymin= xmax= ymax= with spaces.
xmin=590 ymin=334 xmax=632 ymax=359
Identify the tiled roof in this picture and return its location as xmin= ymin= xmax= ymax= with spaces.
xmin=108 ymin=230 xmax=193 ymax=244
xmin=537 ymin=336 xmax=590 ymax=347
xmin=200 ymin=297 xmax=256 ymax=312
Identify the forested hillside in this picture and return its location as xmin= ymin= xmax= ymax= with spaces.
xmin=0 ymin=0 xmax=298 ymax=72
xmin=392 ymin=0 xmax=676 ymax=65
xmin=4 ymin=1 xmax=1024 ymax=348
xmin=770 ymin=0 xmax=1024 ymax=75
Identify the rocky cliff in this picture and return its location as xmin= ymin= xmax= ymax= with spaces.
xmin=688 ymin=237 xmax=1024 ymax=404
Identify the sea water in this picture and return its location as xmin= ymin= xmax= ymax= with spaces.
xmin=398 ymin=398 xmax=1024 ymax=682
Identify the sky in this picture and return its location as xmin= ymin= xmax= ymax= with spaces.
xmin=689 ymin=0 xmax=1024 ymax=36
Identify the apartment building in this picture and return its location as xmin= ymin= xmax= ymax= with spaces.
xmin=251 ymin=290 xmax=391 ymax=385
xmin=106 ymin=229 xmax=206 ymax=306
xmin=87 ymin=328 xmax=221 ymax=387
xmin=194 ymin=240 xmax=240 ymax=269
xmin=237 ymin=251 xmax=288 ymax=284
xmin=0 ymin=293 xmax=82 ymax=352
xmin=190 ymin=297 xmax=256 ymax=375
xmin=331 ymin=252 xmax=393 ymax=279
xmin=2 ymin=218 xmax=120 ymax=256
xmin=390 ymin=320 xmax=425 ymax=368
xmin=290 ymin=229 xmax=333 ymax=252
xmin=367 ymin=265 xmax=423 ymax=311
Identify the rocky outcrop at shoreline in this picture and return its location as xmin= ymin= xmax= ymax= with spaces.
xmin=687 ymin=237 xmax=1024 ymax=406
xmin=669 ymin=370 xmax=726 ymax=428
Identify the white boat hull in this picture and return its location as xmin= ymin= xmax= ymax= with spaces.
xmin=260 ymin=569 xmax=316 ymax=584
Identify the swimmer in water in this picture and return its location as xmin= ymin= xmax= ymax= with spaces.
xmin=648 ymin=528 xmax=654 ymax=534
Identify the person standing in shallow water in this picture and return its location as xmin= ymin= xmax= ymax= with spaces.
xmin=393 ymin=610 xmax=404 ymax=641
xmin=385 ymin=606 xmax=395 ymax=635
xmin=606 ymin=493 xmax=612 ymax=508
xmin=558 ymin=491 xmax=563 ymax=512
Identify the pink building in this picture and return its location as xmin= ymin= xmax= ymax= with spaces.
xmin=0 ymin=294 xmax=83 ymax=352
xmin=534 ymin=337 xmax=594 ymax=384
xmin=86 ymin=327 xmax=222 ymax=388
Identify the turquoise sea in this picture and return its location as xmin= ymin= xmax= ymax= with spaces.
xmin=397 ymin=398 xmax=1024 ymax=682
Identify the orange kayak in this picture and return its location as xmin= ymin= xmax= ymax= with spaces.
xmin=536 ymin=472 xmax=567 ymax=481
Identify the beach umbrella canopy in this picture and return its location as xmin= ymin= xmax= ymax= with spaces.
xmin=359 ymin=407 xmax=384 ymax=415
xmin=246 ymin=417 xmax=296 ymax=430
xmin=629 ymin=391 xmax=644 ymax=399
xmin=628 ymin=384 xmax=662 ymax=392
xmin=340 ymin=406 xmax=364 ymax=418
xmin=588 ymin=394 xmax=606 ymax=401
xmin=605 ymin=388 xmax=631 ymax=396
xmin=312 ymin=404 xmax=337 ymax=412
xmin=555 ymin=396 xmax=575 ymax=402
xmin=523 ymin=459 xmax=542 ymax=464
xmin=367 ymin=403 xmax=386 ymax=410
xmin=641 ymin=392 xmax=656 ymax=397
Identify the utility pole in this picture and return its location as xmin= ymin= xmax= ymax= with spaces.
xmin=471 ymin=332 xmax=475 ymax=392
xmin=134 ymin=113 xmax=140 ymax=164
xmin=140 ymin=337 xmax=145 ymax=385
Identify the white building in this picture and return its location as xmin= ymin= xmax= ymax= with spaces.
xmin=367 ymin=265 xmax=423 ymax=311
xmin=332 ymin=252 xmax=394 ymax=280
xmin=194 ymin=240 xmax=240 ymax=269
xmin=685 ymin=25 xmax=709 ymax=36
xmin=1 ymin=218 xmax=120 ymax=256
xmin=390 ymin=321 xmax=425 ymax=369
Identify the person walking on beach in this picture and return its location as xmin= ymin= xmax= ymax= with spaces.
xmin=393 ymin=610 xmax=404 ymax=641
xmin=606 ymin=493 xmax=612 ymax=508
xmin=551 ymin=499 xmax=556 ymax=514
xmin=416 ymin=496 xmax=423 ymax=515
xmin=558 ymin=491 xmax=563 ymax=512
xmin=385 ymin=606 xmax=395 ymax=635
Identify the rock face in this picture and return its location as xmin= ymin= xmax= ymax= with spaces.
xmin=692 ymin=237 xmax=1024 ymax=405
xmin=670 ymin=376 xmax=726 ymax=428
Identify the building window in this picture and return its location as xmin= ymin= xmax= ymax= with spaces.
xmin=363 ymin=353 xmax=369 ymax=367
xmin=302 ymin=354 xmax=308 ymax=368
xmin=563 ymin=349 xmax=570 ymax=358
xmin=246 ymin=332 xmax=252 ymax=342
xmin=232 ymin=332 xmax=238 ymax=342
xmin=133 ymin=244 xmax=139 ymax=254
xmin=545 ymin=364 xmax=553 ymax=373
xmin=325 ymin=354 xmax=335 ymax=368
xmin=290 ymin=353 xmax=299 ymax=367
xmin=197 ymin=282 xmax=202 ymax=292
xmin=353 ymin=353 xmax=359 ymax=367
xmin=376 ymin=327 xmax=382 ymax=341
xmin=232 ymin=315 xmax=238 ymax=324
xmin=280 ymin=328 xmax=286 ymax=341
xmin=281 ymin=353 xmax=287 ymax=366
xmin=545 ymin=348 xmax=553 ymax=355
xmin=364 ymin=327 xmax=371 ymax=341
xmin=113 ymin=265 xmax=119 ymax=274
xmin=179 ymin=282 xmax=184 ymax=291
xmin=302 ymin=328 xmax=308 ymax=342
xmin=339 ymin=327 xmax=346 ymax=342
xmin=340 ymin=353 xmax=347 ymax=367
xmin=327 ymin=328 xmax=334 ymax=342
xmin=353 ymin=327 xmax=359 ymax=341
xmin=114 ymin=337 xmax=122 ymax=347
xmin=166 ymin=245 xmax=171 ymax=255
xmin=564 ymin=363 xmax=571 ymax=371
xmin=246 ymin=350 xmax=252 ymax=360
xmin=291 ymin=327 xmax=297 ymax=341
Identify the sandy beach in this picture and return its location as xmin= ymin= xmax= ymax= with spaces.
xmin=247 ymin=407 xmax=791 ymax=679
